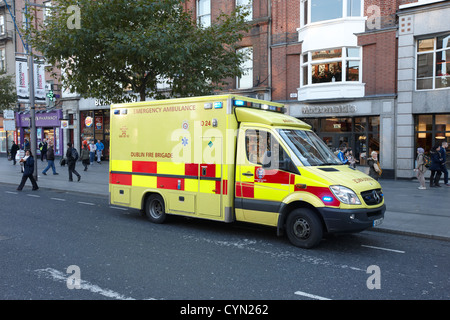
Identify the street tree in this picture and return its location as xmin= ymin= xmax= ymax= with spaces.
xmin=0 ymin=71 xmax=17 ymax=111
xmin=25 ymin=0 xmax=250 ymax=103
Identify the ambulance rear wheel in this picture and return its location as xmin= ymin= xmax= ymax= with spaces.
xmin=286 ymin=208 xmax=323 ymax=249
xmin=145 ymin=194 xmax=166 ymax=224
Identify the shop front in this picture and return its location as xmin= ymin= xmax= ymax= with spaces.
xmin=79 ymin=100 xmax=110 ymax=160
xmin=289 ymin=99 xmax=395 ymax=178
xmin=0 ymin=111 xmax=16 ymax=156
xmin=15 ymin=109 xmax=63 ymax=156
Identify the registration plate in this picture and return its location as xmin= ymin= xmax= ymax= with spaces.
xmin=373 ymin=218 xmax=383 ymax=227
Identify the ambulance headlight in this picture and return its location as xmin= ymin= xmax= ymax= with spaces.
xmin=329 ymin=185 xmax=361 ymax=205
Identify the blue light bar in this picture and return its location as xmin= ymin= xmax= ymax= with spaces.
xmin=232 ymin=99 xmax=285 ymax=113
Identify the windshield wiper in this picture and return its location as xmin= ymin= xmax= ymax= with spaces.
xmin=318 ymin=162 xmax=341 ymax=166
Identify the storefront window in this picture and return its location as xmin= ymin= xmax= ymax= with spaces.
xmin=80 ymin=109 xmax=110 ymax=160
xmin=415 ymin=114 xmax=450 ymax=157
xmin=0 ymin=130 xmax=6 ymax=153
xmin=303 ymin=116 xmax=380 ymax=167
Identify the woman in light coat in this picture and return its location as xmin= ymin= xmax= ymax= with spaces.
xmin=414 ymin=147 xmax=427 ymax=189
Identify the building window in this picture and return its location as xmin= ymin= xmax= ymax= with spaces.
xmin=416 ymin=33 xmax=450 ymax=90
xmin=302 ymin=0 xmax=362 ymax=26
xmin=237 ymin=47 xmax=253 ymax=89
xmin=197 ymin=0 xmax=211 ymax=28
xmin=236 ymin=0 xmax=252 ymax=21
xmin=415 ymin=114 xmax=450 ymax=157
xmin=0 ymin=48 xmax=5 ymax=71
xmin=0 ymin=15 xmax=5 ymax=35
xmin=301 ymin=47 xmax=360 ymax=85
xmin=43 ymin=1 xmax=53 ymax=23
xmin=347 ymin=0 xmax=361 ymax=17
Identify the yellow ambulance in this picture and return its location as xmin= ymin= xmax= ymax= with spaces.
xmin=109 ymin=95 xmax=385 ymax=248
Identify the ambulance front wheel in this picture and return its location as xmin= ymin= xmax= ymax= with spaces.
xmin=145 ymin=194 xmax=167 ymax=224
xmin=286 ymin=208 xmax=323 ymax=249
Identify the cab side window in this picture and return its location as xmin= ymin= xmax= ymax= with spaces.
xmin=245 ymin=130 xmax=298 ymax=174
xmin=246 ymin=130 xmax=270 ymax=165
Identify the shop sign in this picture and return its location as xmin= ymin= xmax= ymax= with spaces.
xmin=3 ymin=120 xmax=16 ymax=131
xmin=302 ymin=104 xmax=357 ymax=115
xmin=85 ymin=116 xmax=93 ymax=127
xmin=3 ymin=110 xmax=15 ymax=120
xmin=17 ymin=110 xmax=62 ymax=127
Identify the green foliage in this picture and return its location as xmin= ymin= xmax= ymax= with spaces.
xmin=24 ymin=0 xmax=250 ymax=102
xmin=0 ymin=71 xmax=17 ymax=111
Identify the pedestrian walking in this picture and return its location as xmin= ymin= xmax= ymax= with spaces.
xmin=10 ymin=142 xmax=19 ymax=165
xmin=440 ymin=141 xmax=449 ymax=186
xmin=89 ymin=140 xmax=96 ymax=165
xmin=80 ymin=144 xmax=90 ymax=171
xmin=39 ymin=139 xmax=48 ymax=162
xmin=16 ymin=150 xmax=39 ymax=191
xmin=414 ymin=147 xmax=427 ymax=189
xmin=42 ymin=143 xmax=59 ymax=176
xmin=66 ymin=142 xmax=81 ymax=182
xmin=367 ymin=151 xmax=382 ymax=181
xmin=429 ymin=144 xmax=443 ymax=188
xmin=95 ymin=139 xmax=104 ymax=164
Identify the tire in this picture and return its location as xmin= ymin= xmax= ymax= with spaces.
xmin=286 ymin=208 xmax=323 ymax=249
xmin=145 ymin=194 xmax=166 ymax=224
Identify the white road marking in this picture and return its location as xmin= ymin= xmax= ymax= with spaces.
xmin=35 ymin=268 xmax=156 ymax=300
xmin=294 ymin=291 xmax=331 ymax=300
xmin=77 ymin=201 xmax=95 ymax=206
xmin=27 ymin=194 xmax=40 ymax=198
xmin=51 ymin=198 xmax=66 ymax=202
xmin=361 ymin=244 xmax=405 ymax=254
xmin=5 ymin=191 xmax=18 ymax=194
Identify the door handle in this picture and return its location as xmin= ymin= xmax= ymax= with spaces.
xmin=242 ymin=171 xmax=253 ymax=177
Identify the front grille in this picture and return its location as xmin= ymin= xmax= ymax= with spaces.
xmin=361 ymin=189 xmax=383 ymax=206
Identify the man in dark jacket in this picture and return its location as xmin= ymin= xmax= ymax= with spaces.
xmin=440 ymin=141 xmax=449 ymax=186
xmin=10 ymin=142 xmax=19 ymax=165
xmin=39 ymin=139 xmax=48 ymax=162
xmin=17 ymin=150 xmax=39 ymax=191
xmin=42 ymin=142 xmax=59 ymax=175
xmin=429 ymin=144 xmax=443 ymax=188
xmin=66 ymin=142 xmax=81 ymax=182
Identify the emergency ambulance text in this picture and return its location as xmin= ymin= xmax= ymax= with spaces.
xmin=133 ymin=105 xmax=196 ymax=114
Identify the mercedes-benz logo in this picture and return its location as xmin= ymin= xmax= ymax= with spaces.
xmin=372 ymin=190 xmax=381 ymax=203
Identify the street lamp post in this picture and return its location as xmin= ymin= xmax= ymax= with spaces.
xmin=24 ymin=0 xmax=38 ymax=181
xmin=25 ymin=0 xmax=50 ymax=181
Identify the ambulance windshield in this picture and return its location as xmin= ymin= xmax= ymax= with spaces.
xmin=278 ymin=129 xmax=342 ymax=166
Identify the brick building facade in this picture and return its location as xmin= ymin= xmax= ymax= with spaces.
xmin=188 ymin=0 xmax=449 ymax=179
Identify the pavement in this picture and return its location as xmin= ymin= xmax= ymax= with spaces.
xmin=0 ymin=155 xmax=449 ymax=241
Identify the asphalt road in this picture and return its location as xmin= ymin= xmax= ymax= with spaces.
xmin=0 ymin=183 xmax=449 ymax=303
